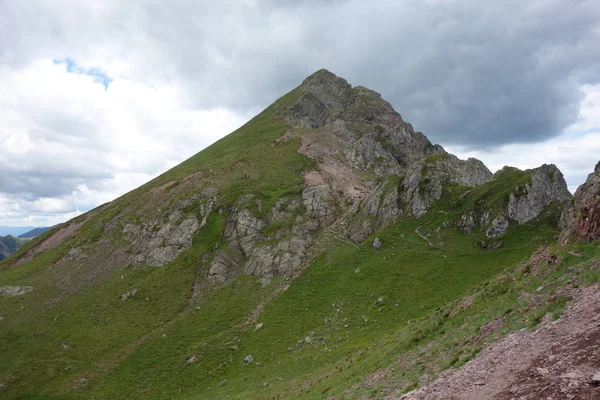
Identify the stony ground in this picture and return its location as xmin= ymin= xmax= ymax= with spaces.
xmin=395 ymin=284 xmax=600 ymax=400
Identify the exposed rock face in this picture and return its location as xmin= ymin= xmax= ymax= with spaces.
xmin=302 ymin=185 xmax=336 ymax=227
xmin=486 ymin=215 xmax=509 ymax=237
xmin=4 ymin=69 xmax=574 ymax=287
xmin=122 ymin=192 xmax=218 ymax=267
xmin=507 ymin=164 xmax=571 ymax=224
xmin=564 ymin=161 xmax=600 ymax=242
xmin=208 ymin=194 xmax=315 ymax=283
xmin=123 ymin=216 xmax=200 ymax=267
xmin=458 ymin=212 xmax=477 ymax=234
xmin=350 ymin=180 xmax=401 ymax=242
xmin=284 ymin=69 xmax=445 ymax=175
xmin=402 ymin=155 xmax=493 ymax=218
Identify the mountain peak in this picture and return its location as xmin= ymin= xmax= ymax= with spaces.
xmin=301 ymin=68 xmax=349 ymax=88
xmin=282 ymin=69 xmax=445 ymax=167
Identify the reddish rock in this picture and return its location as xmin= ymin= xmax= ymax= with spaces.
xmin=571 ymin=161 xmax=600 ymax=242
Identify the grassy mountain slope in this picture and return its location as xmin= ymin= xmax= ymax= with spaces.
xmin=0 ymin=71 xmax=580 ymax=400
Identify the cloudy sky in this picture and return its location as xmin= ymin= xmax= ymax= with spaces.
xmin=1 ymin=0 xmax=599 ymax=227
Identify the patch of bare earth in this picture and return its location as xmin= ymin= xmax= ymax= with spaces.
xmin=277 ymin=129 xmax=372 ymax=204
xmin=8 ymin=212 xmax=97 ymax=267
xmin=395 ymin=284 xmax=600 ymax=400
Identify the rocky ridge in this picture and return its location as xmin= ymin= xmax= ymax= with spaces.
xmin=2 ymin=70 xmax=574 ymax=287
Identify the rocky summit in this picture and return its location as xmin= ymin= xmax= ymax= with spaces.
xmin=1 ymin=70 xmax=599 ymax=400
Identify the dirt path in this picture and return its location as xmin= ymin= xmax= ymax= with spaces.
xmin=394 ymin=284 xmax=600 ymax=400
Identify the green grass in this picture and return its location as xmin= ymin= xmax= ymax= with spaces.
xmin=0 ymin=196 xmax=557 ymax=400
xmin=0 ymin=75 xmax=588 ymax=400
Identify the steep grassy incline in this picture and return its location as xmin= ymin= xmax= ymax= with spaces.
xmin=0 ymin=175 xmax=562 ymax=399
xmin=0 ymin=70 xmax=573 ymax=400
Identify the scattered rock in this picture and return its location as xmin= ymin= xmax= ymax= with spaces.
xmin=377 ymin=296 xmax=384 ymax=304
xmin=217 ymin=380 xmax=226 ymax=387
xmin=591 ymin=371 xmax=600 ymax=385
xmin=254 ymin=322 xmax=263 ymax=331
xmin=60 ymin=343 xmax=71 ymax=350
xmin=73 ymin=378 xmax=88 ymax=389
xmin=372 ymin=237 xmax=382 ymax=250
xmin=536 ymin=367 xmax=549 ymax=376
xmin=186 ymin=354 xmax=198 ymax=364
xmin=244 ymin=354 xmax=254 ymax=364
xmin=120 ymin=288 xmax=138 ymax=301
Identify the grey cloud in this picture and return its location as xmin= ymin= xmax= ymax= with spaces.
xmin=144 ymin=0 xmax=600 ymax=147
xmin=3 ymin=1 xmax=599 ymax=148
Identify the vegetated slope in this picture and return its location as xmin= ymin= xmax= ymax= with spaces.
xmin=0 ymin=70 xmax=577 ymax=400
xmin=18 ymin=227 xmax=53 ymax=239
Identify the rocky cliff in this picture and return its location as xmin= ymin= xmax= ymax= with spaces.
xmin=562 ymin=161 xmax=600 ymax=243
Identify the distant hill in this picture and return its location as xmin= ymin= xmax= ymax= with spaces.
xmin=18 ymin=226 xmax=52 ymax=238
xmin=0 ymin=226 xmax=36 ymax=237
xmin=0 ymin=235 xmax=25 ymax=261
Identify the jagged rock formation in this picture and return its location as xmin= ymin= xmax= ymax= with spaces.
xmin=455 ymin=165 xmax=572 ymax=240
xmin=401 ymin=155 xmax=492 ymax=218
xmin=507 ymin=164 xmax=571 ymax=224
xmin=284 ymin=69 xmax=445 ymax=175
xmin=562 ymin=161 xmax=600 ymax=243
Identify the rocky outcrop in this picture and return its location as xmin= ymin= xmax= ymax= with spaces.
xmin=563 ymin=161 xmax=600 ymax=243
xmin=208 ymin=193 xmax=318 ymax=283
xmin=507 ymin=164 xmax=571 ymax=224
xmin=123 ymin=216 xmax=200 ymax=267
xmin=0 ymin=286 xmax=33 ymax=297
xmin=284 ymin=69 xmax=445 ymax=177
xmin=122 ymin=193 xmax=218 ymax=267
xmin=402 ymin=155 xmax=492 ymax=218
xmin=486 ymin=215 xmax=509 ymax=237
xmin=349 ymin=180 xmax=401 ymax=242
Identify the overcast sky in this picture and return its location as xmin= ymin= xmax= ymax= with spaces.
xmin=1 ymin=0 xmax=599 ymax=227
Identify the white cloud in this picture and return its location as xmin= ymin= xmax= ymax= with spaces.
xmin=0 ymin=59 xmax=247 ymax=226
xmin=0 ymin=0 xmax=599 ymax=226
